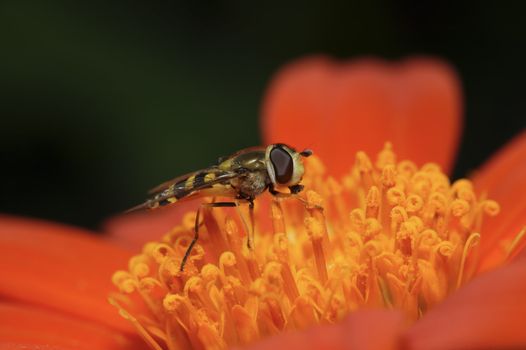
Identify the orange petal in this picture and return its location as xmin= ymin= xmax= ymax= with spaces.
xmin=0 ymin=302 xmax=144 ymax=350
xmin=261 ymin=56 xmax=462 ymax=177
xmin=404 ymin=257 xmax=526 ymax=349
xmin=247 ymin=310 xmax=405 ymax=350
xmin=0 ymin=215 xmax=135 ymax=334
xmin=104 ymin=198 xmax=201 ymax=250
xmin=473 ymin=130 xmax=526 ymax=270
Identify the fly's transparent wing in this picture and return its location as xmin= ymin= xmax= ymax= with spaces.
xmin=148 ymin=169 xmax=210 ymax=195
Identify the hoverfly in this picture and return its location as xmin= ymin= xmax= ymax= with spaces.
xmin=128 ymin=143 xmax=313 ymax=271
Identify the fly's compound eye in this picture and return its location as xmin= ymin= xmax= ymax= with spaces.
xmin=270 ymin=145 xmax=294 ymax=184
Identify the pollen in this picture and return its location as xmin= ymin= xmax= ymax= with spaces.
xmin=111 ymin=143 xmax=507 ymax=350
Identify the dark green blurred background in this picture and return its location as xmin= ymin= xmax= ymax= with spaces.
xmin=1 ymin=1 xmax=525 ymax=229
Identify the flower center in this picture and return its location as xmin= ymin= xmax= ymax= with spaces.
xmin=111 ymin=143 xmax=502 ymax=350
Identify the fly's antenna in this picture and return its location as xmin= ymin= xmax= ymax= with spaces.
xmin=300 ymin=149 xmax=313 ymax=157
xmin=301 ymin=140 xmax=318 ymax=156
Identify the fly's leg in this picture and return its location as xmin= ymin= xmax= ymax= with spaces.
xmin=269 ymin=184 xmax=323 ymax=210
xmin=247 ymin=199 xmax=255 ymax=249
xmin=234 ymin=194 xmax=256 ymax=250
xmin=269 ymin=183 xmax=301 ymax=198
xmin=180 ymin=201 xmax=237 ymax=271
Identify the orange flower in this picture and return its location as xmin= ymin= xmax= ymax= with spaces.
xmin=0 ymin=216 xmax=144 ymax=349
xmin=1 ymin=56 xmax=525 ymax=350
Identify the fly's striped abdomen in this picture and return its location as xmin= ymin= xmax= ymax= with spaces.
xmin=152 ymin=186 xmax=185 ymax=207
xmin=126 ymin=165 xmax=241 ymax=213
xmin=149 ymin=171 xmax=219 ymax=209
xmin=183 ymin=172 xmax=216 ymax=192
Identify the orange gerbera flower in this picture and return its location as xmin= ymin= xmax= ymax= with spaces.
xmin=1 ymin=56 xmax=525 ymax=350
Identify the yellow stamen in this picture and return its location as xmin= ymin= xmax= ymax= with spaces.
xmin=505 ymin=227 xmax=526 ymax=262
xmin=111 ymin=143 xmax=505 ymax=350
xmin=109 ymin=297 xmax=164 ymax=350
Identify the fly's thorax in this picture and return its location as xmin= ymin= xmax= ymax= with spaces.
xmin=231 ymin=170 xmax=268 ymax=198
xmin=265 ymin=144 xmax=306 ymax=187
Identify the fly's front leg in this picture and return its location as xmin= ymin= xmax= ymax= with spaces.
xmin=269 ymin=184 xmax=323 ymax=210
xmin=269 ymin=183 xmax=302 ymax=197
xmin=180 ymin=201 xmax=237 ymax=271
xmin=289 ymin=184 xmax=304 ymax=194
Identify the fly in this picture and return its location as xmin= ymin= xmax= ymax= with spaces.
xmin=128 ymin=143 xmax=312 ymax=270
